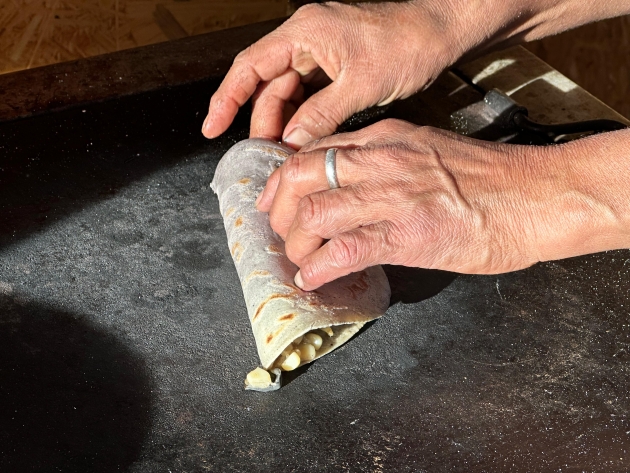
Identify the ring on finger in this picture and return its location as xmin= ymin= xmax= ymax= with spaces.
xmin=325 ymin=148 xmax=340 ymax=189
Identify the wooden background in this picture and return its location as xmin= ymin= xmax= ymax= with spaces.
xmin=0 ymin=0 xmax=292 ymax=74
xmin=1 ymin=0 xmax=628 ymax=118
xmin=526 ymin=16 xmax=630 ymax=119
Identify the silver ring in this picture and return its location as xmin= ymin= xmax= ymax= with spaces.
xmin=325 ymin=148 xmax=340 ymax=189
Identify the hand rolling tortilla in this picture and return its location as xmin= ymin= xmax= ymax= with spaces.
xmin=211 ymin=139 xmax=390 ymax=391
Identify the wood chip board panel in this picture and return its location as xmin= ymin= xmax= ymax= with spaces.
xmin=0 ymin=0 xmax=292 ymax=75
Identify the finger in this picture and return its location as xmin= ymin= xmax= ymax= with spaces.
xmin=267 ymin=151 xmax=333 ymax=238
xmin=294 ymin=222 xmax=393 ymax=291
xmin=262 ymin=147 xmax=374 ymax=236
xmin=299 ymin=129 xmax=374 ymax=154
xmin=202 ymin=35 xmax=318 ymax=139
xmin=250 ymin=70 xmax=303 ymax=140
xmin=284 ymin=184 xmax=382 ymax=266
xmin=282 ymin=79 xmax=366 ymax=149
xmin=300 ymin=118 xmax=420 ymax=153
xmin=255 ymin=166 xmax=281 ymax=212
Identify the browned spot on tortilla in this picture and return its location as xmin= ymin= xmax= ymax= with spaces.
xmin=234 ymin=216 xmax=243 ymax=227
xmin=246 ymin=270 xmax=271 ymax=283
xmin=225 ymin=207 xmax=235 ymax=217
xmin=266 ymin=333 xmax=274 ymax=343
xmin=278 ymin=313 xmax=295 ymax=322
xmin=347 ymin=271 xmax=369 ymax=299
xmin=231 ymin=242 xmax=242 ymax=257
xmin=261 ymin=146 xmax=290 ymax=160
xmin=238 ymin=178 xmax=251 ymax=185
xmin=267 ymin=244 xmax=283 ymax=255
xmin=253 ymin=291 xmax=297 ymax=321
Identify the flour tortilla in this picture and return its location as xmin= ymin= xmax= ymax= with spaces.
xmin=211 ymin=139 xmax=391 ymax=373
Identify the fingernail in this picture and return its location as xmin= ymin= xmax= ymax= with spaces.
xmin=202 ymin=115 xmax=213 ymax=136
xmin=283 ymin=128 xmax=313 ymax=149
xmin=294 ymin=270 xmax=304 ymax=289
xmin=255 ymin=191 xmax=263 ymax=208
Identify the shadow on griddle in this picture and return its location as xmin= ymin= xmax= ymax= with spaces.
xmin=280 ymin=361 xmax=313 ymax=387
xmin=0 ymin=78 xmax=249 ymax=250
xmin=383 ymin=265 xmax=458 ymax=305
xmin=0 ymin=295 xmax=153 ymax=473
xmin=282 ymin=266 xmax=457 ymax=388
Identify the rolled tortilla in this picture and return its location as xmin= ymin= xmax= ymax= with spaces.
xmin=211 ymin=139 xmax=390 ymax=386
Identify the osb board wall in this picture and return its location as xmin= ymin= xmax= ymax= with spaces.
xmin=0 ymin=0 xmax=293 ymax=75
xmin=1 ymin=1 xmax=628 ymax=119
xmin=526 ymin=15 xmax=630 ymax=119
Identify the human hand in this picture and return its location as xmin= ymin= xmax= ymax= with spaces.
xmin=256 ymin=120 xmax=630 ymax=290
xmin=202 ymin=0 xmax=630 ymax=149
xmin=201 ymin=2 xmax=461 ymax=148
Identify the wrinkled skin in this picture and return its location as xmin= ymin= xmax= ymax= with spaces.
xmin=202 ymin=2 xmax=458 ymax=147
xmin=256 ymin=120 xmax=630 ymax=290
xmin=203 ymin=0 xmax=630 ymax=289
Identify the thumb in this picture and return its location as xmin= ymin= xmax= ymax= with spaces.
xmin=294 ymin=223 xmax=390 ymax=291
xmin=282 ymin=79 xmax=369 ymax=149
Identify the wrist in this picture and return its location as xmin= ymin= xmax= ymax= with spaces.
xmin=413 ymin=0 xmax=630 ymax=65
xmin=529 ymin=130 xmax=630 ymax=263
xmin=404 ymin=0 xmax=533 ymax=69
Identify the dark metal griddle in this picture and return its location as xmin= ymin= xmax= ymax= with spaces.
xmin=0 ymin=19 xmax=628 ymax=473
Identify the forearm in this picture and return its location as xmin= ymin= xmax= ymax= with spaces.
xmin=529 ymin=129 xmax=630 ymax=263
xmin=406 ymin=0 xmax=630 ymax=67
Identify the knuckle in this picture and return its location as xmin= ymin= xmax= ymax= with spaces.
xmin=367 ymin=219 xmax=414 ymax=267
xmin=294 ymin=3 xmax=326 ymax=19
xmin=296 ymin=194 xmax=323 ymax=231
xmin=362 ymin=119 xmax=408 ymax=144
xmin=395 ymin=119 xmax=417 ymax=135
xmin=233 ymin=47 xmax=251 ymax=65
xmin=371 ymin=118 xmax=402 ymax=132
xmin=281 ymin=154 xmax=303 ymax=183
xmin=330 ymin=233 xmax=362 ymax=268
xmin=299 ymin=260 xmax=321 ymax=286
xmin=380 ymin=118 xmax=405 ymax=128
xmin=209 ymin=94 xmax=219 ymax=108
xmin=414 ymin=125 xmax=438 ymax=140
